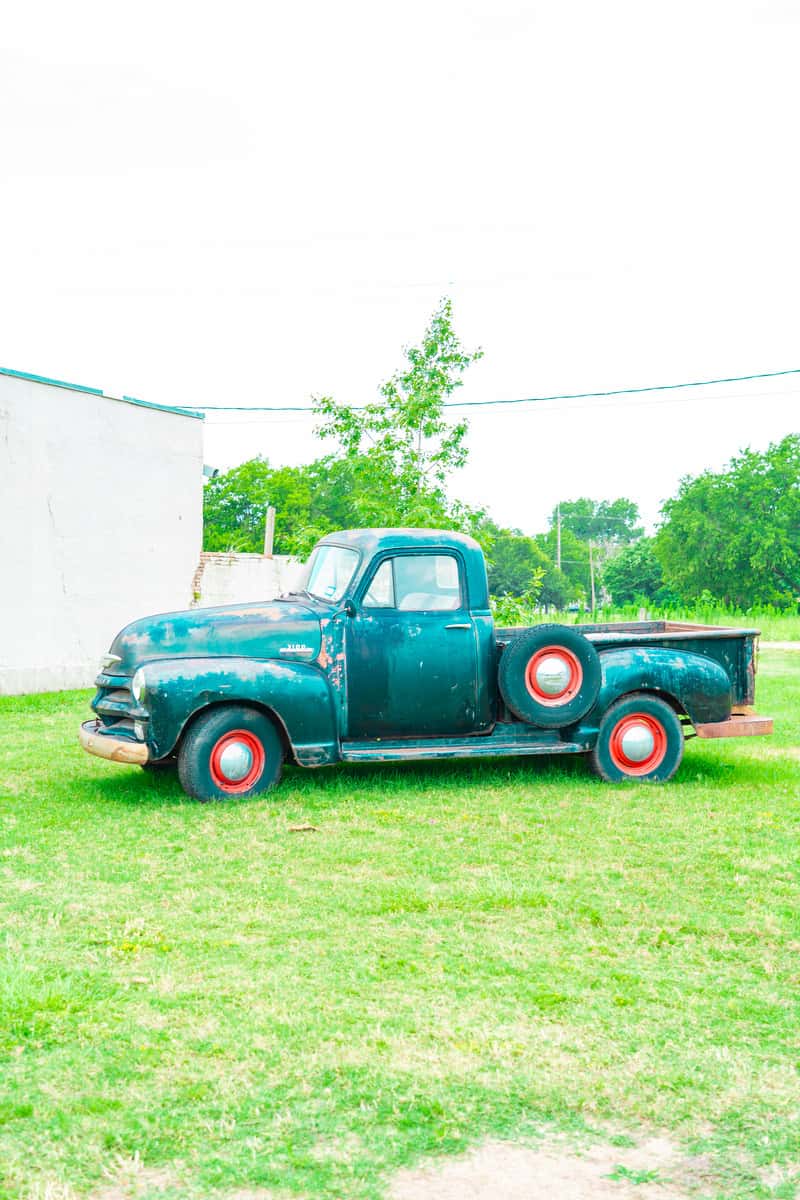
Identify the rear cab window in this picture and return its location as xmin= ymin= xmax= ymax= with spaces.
xmin=362 ymin=553 xmax=462 ymax=611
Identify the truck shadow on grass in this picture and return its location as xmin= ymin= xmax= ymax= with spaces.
xmin=86 ymin=744 xmax=775 ymax=809
xmin=282 ymin=748 xmax=776 ymax=795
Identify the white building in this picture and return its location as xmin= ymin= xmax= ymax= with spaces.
xmin=0 ymin=367 xmax=204 ymax=694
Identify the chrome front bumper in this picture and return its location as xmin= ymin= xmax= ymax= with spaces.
xmin=79 ymin=720 xmax=150 ymax=766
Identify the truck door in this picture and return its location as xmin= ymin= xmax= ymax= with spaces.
xmin=346 ymin=551 xmax=480 ymax=738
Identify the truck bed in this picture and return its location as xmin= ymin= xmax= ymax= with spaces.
xmin=495 ymin=620 xmax=760 ymax=708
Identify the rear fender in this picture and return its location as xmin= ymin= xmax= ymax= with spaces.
xmin=138 ymin=656 xmax=339 ymax=766
xmin=580 ymin=646 xmax=732 ymax=730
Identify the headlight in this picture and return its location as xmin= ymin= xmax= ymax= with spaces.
xmin=131 ymin=668 xmax=146 ymax=703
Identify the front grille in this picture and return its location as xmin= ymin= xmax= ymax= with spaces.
xmin=91 ymin=674 xmax=146 ymax=731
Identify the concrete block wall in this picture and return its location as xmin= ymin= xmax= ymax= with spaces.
xmin=0 ymin=371 xmax=204 ymax=695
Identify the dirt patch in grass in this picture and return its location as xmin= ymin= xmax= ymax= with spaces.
xmin=750 ymin=744 xmax=800 ymax=760
xmin=90 ymin=1162 xmax=180 ymax=1199
xmin=389 ymin=1136 xmax=716 ymax=1200
xmin=223 ymin=1191 xmax=284 ymax=1200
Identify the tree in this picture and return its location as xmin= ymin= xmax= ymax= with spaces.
xmin=483 ymin=525 xmax=550 ymax=596
xmin=538 ymin=566 xmax=574 ymax=610
xmin=603 ymin=539 xmax=664 ymax=605
xmin=550 ymin=497 xmax=643 ymax=545
xmin=203 ymin=456 xmax=385 ymax=556
xmin=655 ymin=434 xmax=800 ymax=608
xmin=203 ymin=458 xmax=287 ymax=553
xmin=202 ymin=303 xmax=488 ymax=557
xmin=535 ymin=527 xmax=590 ymax=603
xmin=314 ymin=298 xmax=483 ymax=520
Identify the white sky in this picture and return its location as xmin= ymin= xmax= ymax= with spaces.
xmin=2 ymin=0 xmax=798 ymax=535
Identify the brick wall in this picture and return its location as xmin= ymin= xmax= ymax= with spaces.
xmin=192 ymin=552 xmax=301 ymax=608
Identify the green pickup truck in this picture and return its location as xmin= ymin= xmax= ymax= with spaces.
xmin=80 ymin=528 xmax=772 ymax=800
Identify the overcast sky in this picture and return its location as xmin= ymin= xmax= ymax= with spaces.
xmin=3 ymin=0 xmax=798 ymax=534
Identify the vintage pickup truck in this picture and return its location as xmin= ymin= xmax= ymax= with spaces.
xmin=79 ymin=528 xmax=773 ymax=800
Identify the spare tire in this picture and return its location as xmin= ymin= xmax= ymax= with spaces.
xmin=498 ymin=624 xmax=601 ymax=728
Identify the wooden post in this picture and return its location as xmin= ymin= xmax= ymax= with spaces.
xmin=264 ymin=506 xmax=276 ymax=557
xmin=589 ymin=540 xmax=596 ymax=612
xmin=556 ymin=503 xmax=561 ymax=571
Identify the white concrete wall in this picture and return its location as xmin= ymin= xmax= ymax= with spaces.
xmin=0 ymin=373 xmax=204 ymax=694
xmin=192 ymin=553 xmax=301 ymax=607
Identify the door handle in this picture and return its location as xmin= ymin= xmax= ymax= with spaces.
xmin=445 ymin=623 xmax=471 ymax=630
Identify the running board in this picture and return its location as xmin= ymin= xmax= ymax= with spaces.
xmin=340 ymin=724 xmax=589 ymax=763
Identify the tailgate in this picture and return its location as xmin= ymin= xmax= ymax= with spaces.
xmin=652 ymin=626 xmax=759 ymax=707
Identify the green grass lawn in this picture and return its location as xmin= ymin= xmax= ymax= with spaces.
xmin=1 ymin=652 xmax=798 ymax=1199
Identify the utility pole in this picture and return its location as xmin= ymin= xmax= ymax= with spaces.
xmin=589 ymin=540 xmax=596 ymax=612
xmin=556 ymin=503 xmax=561 ymax=572
xmin=263 ymin=505 xmax=276 ymax=557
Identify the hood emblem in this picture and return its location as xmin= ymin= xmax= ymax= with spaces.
xmin=279 ymin=643 xmax=314 ymax=656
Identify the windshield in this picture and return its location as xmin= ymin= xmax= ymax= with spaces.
xmin=302 ymin=544 xmax=359 ymax=602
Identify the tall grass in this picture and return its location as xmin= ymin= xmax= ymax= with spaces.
xmin=493 ymin=596 xmax=800 ymax=641
xmin=543 ymin=601 xmax=800 ymax=641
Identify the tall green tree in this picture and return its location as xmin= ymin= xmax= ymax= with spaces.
xmin=203 ymin=301 xmax=486 ymax=555
xmin=314 ymin=298 xmax=483 ymax=522
xmin=655 ymin=434 xmax=800 ymax=607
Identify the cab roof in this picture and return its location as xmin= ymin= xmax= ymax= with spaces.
xmin=318 ymin=528 xmax=482 ymax=556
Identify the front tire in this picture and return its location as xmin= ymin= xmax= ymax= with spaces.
xmin=590 ymin=693 xmax=684 ymax=783
xmin=177 ymin=706 xmax=284 ymax=801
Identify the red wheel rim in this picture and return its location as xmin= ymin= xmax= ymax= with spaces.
xmin=608 ymin=713 xmax=667 ymax=776
xmin=209 ymin=729 xmax=265 ymax=793
xmin=525 ymin=646 xmax=583 ymax=706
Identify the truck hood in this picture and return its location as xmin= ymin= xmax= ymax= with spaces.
xmin=109 ymin=599 xmax=322 ymax=673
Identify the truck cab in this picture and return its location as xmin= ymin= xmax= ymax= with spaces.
xmin=319 ymin=528 xmax=494 ymax=739
xmin=79 ymin=528 xmax=772 ymax=800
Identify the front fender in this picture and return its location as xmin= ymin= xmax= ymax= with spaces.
xmin=583 ymin=646 xmax=732 ymax=728
xmin=139 ymin=656 xmax=339 ymax=766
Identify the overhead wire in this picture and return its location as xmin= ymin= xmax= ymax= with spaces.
xmin=201 ymin=382 xmax=800 ymax=426
xmin=188 ymin=366 xmax=800 ymax=414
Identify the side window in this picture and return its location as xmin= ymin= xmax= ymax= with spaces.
xmin=395 ymin=554 xmax=461 ymax=611
xmin=363 ymin=559 xmax=395 ymax=608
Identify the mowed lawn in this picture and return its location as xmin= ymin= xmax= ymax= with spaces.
xmin=1 ymin=652 xmax=798 ymax=1200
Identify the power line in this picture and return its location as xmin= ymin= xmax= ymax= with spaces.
xmin=200 ymin=386 xmax=800 ymax=429
xmin=189 ymin=366 xmax=800 ymax=413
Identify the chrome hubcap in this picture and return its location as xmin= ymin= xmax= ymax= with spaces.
xmin=534 ymin=654 xmax=572 ymax=695
xmin=218 ymin=741 xmax=254 ymax=781
xmin=620 ymin=722 xmax=656 ymax=763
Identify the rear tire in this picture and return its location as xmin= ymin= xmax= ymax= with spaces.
xmin=177 ymin=706 xmax=283 ymax=801
xmin=590 ymin=693 xmax=684 ymax=783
